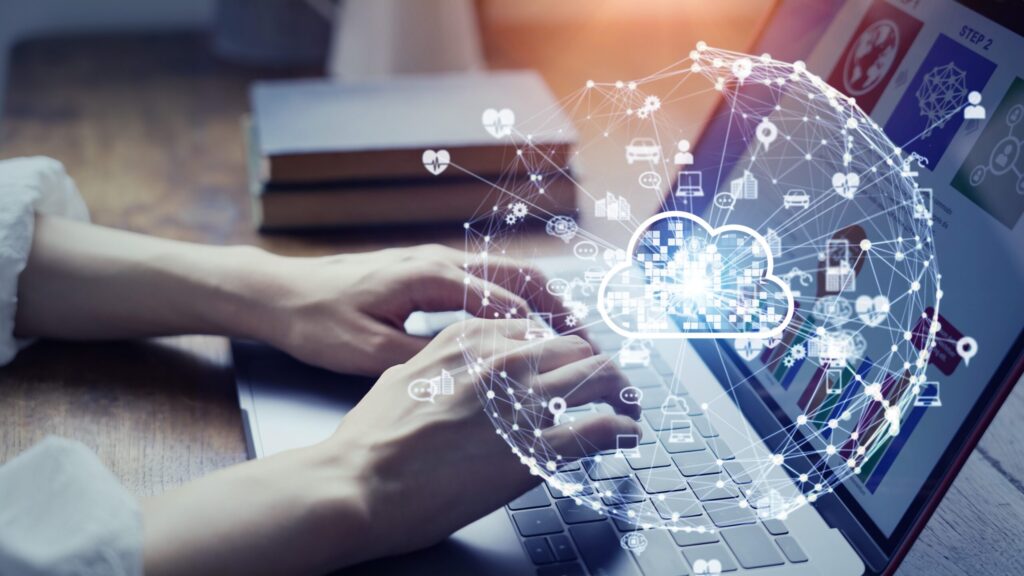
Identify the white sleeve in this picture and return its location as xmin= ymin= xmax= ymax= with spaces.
xmin=0 ymin=437 xmax=143 ymax=576
xmin=0 ymin=156 xmax=90 ymax=365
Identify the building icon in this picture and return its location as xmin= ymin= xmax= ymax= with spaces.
xmin=595 ymin=191 xmax=631 ymax=221
xmin=730 ymin=170 xmax=759 ymax=199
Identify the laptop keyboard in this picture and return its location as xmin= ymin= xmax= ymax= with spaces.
xmin=505 ymin=325 xmax=809 ymax=575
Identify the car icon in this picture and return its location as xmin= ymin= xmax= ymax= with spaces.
xmin=625 ymin=138 xmax=661 ymax=164
xmin=783 ymin=188 xmax=810 ymax=209
xmin=618 ymin=340 xmax=651 ymax=368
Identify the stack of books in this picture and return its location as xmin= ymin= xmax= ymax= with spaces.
xmin=247 ymin=71 xmax=577 ymax=230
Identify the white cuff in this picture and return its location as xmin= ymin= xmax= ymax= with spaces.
xmin=0 ymin=156 xmax=90 ymax=364
xmin=0 ymin=437 xmax=143 ymax=576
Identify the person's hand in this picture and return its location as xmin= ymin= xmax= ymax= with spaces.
xmin=142 ymin=318 xmax=638 ymax=576
xmin=259 ymin=244 xmax=577 ymax=376
xmin=326 ymin=318 xmax=641 ymax=558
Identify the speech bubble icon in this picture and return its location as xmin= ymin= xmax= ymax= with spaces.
xmin=956 ymin=336 xmax=978 ymax=366
xmin=546 ymin=277 xmax=569 ymax=296
xmin=619 ymin=386 xmax=644 ymax=405
xmin=638 ymin=171 xmax=663 ymax=190
xmin=408 ymin=379 xmax=437 ymax=402
xmin=573 ymin=240 xmax=599 ymax=261
xmin=714 ymin=192 xmax=736 ymax=210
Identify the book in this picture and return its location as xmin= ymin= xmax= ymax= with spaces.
xmin=245 ymin=120 xmax=577 ymax=230
xmin=250 ymin=70 xmax=575 ymax=185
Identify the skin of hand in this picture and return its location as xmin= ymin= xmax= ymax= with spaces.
xmin=143 ymin=318 xmax=641 ymax=576
xmin=15 ymin=217 xmax=578 ymax=377
xmin=254 ymin=244 xmax=579 ymax=376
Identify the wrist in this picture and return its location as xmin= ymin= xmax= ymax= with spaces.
xmin=201 ymin=245 xmax=297 ymax=343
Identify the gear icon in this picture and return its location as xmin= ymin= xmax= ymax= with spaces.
xmin=569 ymin=301 xmax=590 ymax=321
xmin=782 ymin=355 xmax=796 ymax=368
xmin=511 ymin=201 xmax=528 ymax=219
xmin=790 ymin=344 xmax=807 ymax=360
xmin=565 ymin=316 xmax=578 ymax=328
xmin=644 ymin=95 xmax=662 ymax=112
xmin=505 ymin=213 xmax=518 ymax=225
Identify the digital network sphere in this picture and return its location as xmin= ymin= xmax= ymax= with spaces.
xmin=460 ymin=45 xmax=941 ymax=533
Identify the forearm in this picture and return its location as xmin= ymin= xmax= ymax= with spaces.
xmin=142 ymin=444 xmax=374 ymax=576
xmin=14 ymin=215 xmax=285 ymax=341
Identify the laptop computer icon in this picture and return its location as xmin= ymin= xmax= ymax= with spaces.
xmin=914 ymin=382 xmax=942 ymax=407
xmin=675 ymin=170 xmax=704 ymax=197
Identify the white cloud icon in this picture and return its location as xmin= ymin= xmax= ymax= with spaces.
xmin=597 ymin=211 xmax=794 ymax=339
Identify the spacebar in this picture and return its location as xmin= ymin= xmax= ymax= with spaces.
xmin=568 ymin=523 xmax=642 ymax=576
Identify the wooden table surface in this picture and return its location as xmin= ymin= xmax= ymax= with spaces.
xmin=1 ymin=21 xmax=1022 ymax=576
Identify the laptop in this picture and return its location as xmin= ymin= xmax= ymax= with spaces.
xmin=234 ymin=1 xmax=1024 ymax=574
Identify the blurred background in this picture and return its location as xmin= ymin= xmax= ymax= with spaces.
xmin=0 ymin=0 xmax=773 ymax=252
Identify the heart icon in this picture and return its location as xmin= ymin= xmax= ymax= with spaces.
xmin=832 ymin=172 xmax=861 ymax=200
xmin=482 ymin=108 xmax=515 ymax=139
xmin=855 ymin=295 xmax=889 ymax=327
xmin=422 ymin=149 xmax=450 ymax=176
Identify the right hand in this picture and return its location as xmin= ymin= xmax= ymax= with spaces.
xmin=328 ymin=318 xmax=641 ymax=560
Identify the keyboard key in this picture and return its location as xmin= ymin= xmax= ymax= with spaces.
xmin=609 ymin=502 xmax=649 ymax=531
xmin=568 ymin=522 xmax=643 ymax=576
xmin=557 ymin=460 xmax=582 ymax=472
xmin=536 ymin=562 xmax=586 ymax=576
xmin=514 ymin=508 xmax=563 ymax=537
xmin=652 ymin=491 xmax=703 ymax=519
xmin=631 ymin=529 xmax=691 ymax=576
xmin=692 ymin=416 xmax=718 ymax=438
xmin=703 ymin=501 xmax=757 ymax=528
xmin=547 ymin=472 xmax=595 ymax=499
xmin=556 ymin=498 xmax=606 ymax=524
xmin=762 ymin=518 xmax=789 ymax=535
xmin=659 ymin=431 xmax=706 ymax=453
xmin=775 ymin=535 xmax=809 ymax=563
xmin=706 ymin=437 xmax=734 ymax=461
xmin=636 ymin=467 xmax=688 ymax=494
xmin=637 ymin=387 xmax=669 ymax=410
xmin=623 ymin=366 xmax=664 ymax=389
xmin=650 ymin=355 xmax=677 ymax=379
xmin=625 ymin=443 xmax=673 ymax=469
xmin=688 ymin=476 xmax=739 ymax=501
xmin=637 ymin=420 xmax=659 ymax=445
xmin=644 ymin=407 xmax=695 ymax=431
xmin=548 ymin=534 xmax=578 ymax=562
xmin=722 ymin=462 xmax=752 ymax=485
xmin=510 ymin=485 xmax=553 ymax=510
xmin=671 ymin=525 xmax=720 ymax=547
xmin=672 ymin=451 xmax=721 ymax=477
xmin=599 ymin=477 xmax=646 ymax=506
xmin=680 ymin=543 xmax=738 ymax=572
xmin=524 ymin=536 xmax=556 ymax=565
xmin=582 ymin=456 xmax=632 ymax=480
xmin=720 ymin=525 xmax=785 ymax=569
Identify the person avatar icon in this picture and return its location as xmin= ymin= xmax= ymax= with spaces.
xmin=693 ymin=558 xmax=723 ymax=575
xmin=964 ymin=91 xmax=985 ymax=120
xmin=674 ymin=139 xmax=694 ymax=165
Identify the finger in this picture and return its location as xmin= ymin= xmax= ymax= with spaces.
xmin=511 ymin=334 xmax=594 ymax=374
xmin=408 ymin=266 xmax=529 ymax=318
xmin=468 ymin=257 xmax=579 ymax=334
xmin=542 ymin=414 xmax=641 ymax=459
xmin=368 ymin=329 xmax=432 ymax=370
xmin=534 ymin=355 xmax=641 ymax=420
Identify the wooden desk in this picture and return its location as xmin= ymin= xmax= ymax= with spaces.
xmin=2 ymin=29 xmax=1022 ymax=575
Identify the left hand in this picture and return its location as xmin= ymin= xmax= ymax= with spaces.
xmin=259 ymin=244 xmax=576 ymax=376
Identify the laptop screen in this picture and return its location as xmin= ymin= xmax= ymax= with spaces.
xmin=676 ymin=0 xmax=1024 ymax=550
